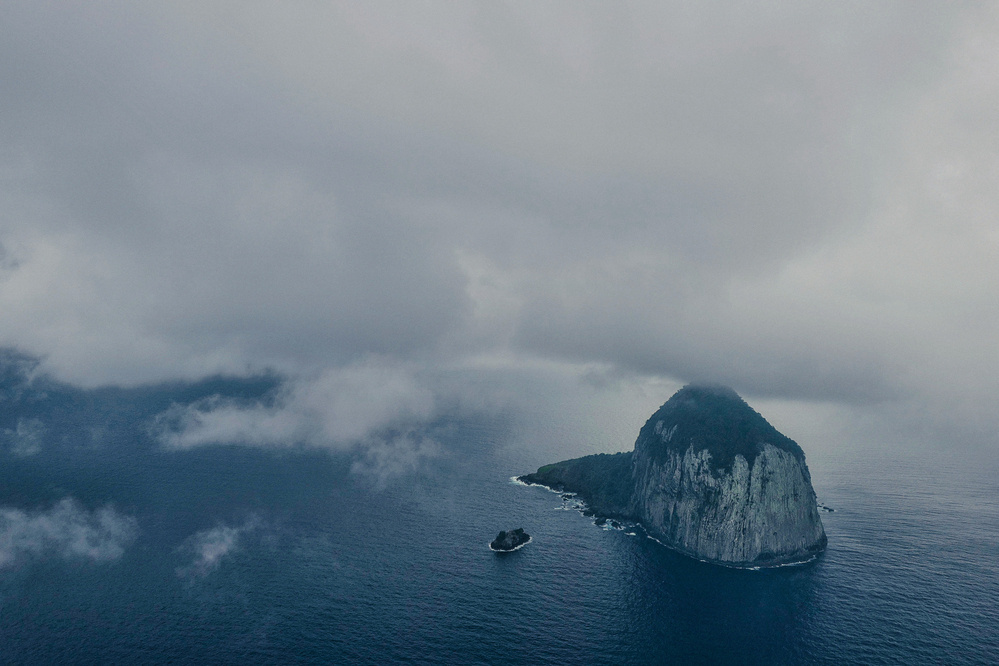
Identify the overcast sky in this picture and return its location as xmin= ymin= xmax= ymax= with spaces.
xmin=1 ymin=2 xmax=997 ymax=456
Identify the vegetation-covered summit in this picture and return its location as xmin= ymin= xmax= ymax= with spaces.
xmin=637 ymin=384 xmax=805 ymax=473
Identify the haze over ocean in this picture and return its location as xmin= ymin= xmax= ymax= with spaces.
xmin=0 ymin=368 xmax=996 ymax=663
xmin=1 ymin=3 xmax=998 ymax=663
xmin=0 ymin=371 xmax=996 ymax=663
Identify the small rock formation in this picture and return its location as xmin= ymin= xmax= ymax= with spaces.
xmin=490 ymin=528 xmax=531 ymax=552
xmin=519 ymin=385 xmax=827 ymax=568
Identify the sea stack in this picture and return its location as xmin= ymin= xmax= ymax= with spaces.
xmin=520 ymin=385 xmax=827 ymax=568
xmin=490 ymin=528 xmax=531 ymax=552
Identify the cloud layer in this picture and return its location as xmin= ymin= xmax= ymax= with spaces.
xmin=0 ymin=3 xmax=997 ymax=449
xmin=0 ymin=498 xmax=138 ymax=568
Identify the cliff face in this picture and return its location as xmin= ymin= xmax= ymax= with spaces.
xmin=631 ymin=441 xmax=825 ymax=566
xmin=520 ymin=384 xmax=827 ymax=568
xmin=629 ymin=385 xmax=826 ymax=566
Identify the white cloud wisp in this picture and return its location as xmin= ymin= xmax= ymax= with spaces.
xmin=0 ymin=498 xmax=138 ymax=568
xmin=176 ymin=515 xmax=261 ymax=579
xmin=154 ymin=359 xmax=435 ymax=450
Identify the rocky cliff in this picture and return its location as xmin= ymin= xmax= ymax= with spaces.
xmin=520 ymin=385 xmax=826 ymax=568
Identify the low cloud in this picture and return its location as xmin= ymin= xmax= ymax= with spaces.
xmin=350 ymin=433 xmax=442 ymax=489
xmin=151 ymin=358 xmax=442 ymax=483
xmin=2 ymin=417 xmax=45 ymax=457
xmin=1 ymin=3 xmax=997 ymax=453
xmin=0 ymin=498 xmax=138 ymax=568
xmin=176 ymin=515 xmax=261 ymax=579
xmin=153 ymin=359 xmax=435 ymax=450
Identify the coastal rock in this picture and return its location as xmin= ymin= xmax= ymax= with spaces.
xmin=519 ymin=385 xmax=827 ymax=568
xmin=490 ymin=528 xmax=531 ymax=552
xmin=520 ymin=452 xmax=633 ymax=519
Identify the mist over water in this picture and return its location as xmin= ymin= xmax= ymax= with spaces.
xmin=0 ymin=376 xmax=996 ymax=664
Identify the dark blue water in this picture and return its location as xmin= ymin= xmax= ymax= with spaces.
xmin=0 ymin=375 xmax=997 ymax=664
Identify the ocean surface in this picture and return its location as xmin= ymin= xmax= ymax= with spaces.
xmin=0 ymin=376 xmax=997 ymax=664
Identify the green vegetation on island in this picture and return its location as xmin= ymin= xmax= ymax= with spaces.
xmin=519 ymin=451 xmax=635 ymax=520
xmin=636 ymin=385 xmax=805 ymax=473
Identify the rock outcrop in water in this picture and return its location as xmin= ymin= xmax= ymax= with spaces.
xmin=520 ymin=385 xmax=826 ymax=568
xmin=490 ymin=528 xmax=531 ymax=552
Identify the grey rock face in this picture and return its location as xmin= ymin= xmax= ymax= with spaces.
xmin=631 ymin=442 xmax=825 ymax=566
xmin=630 ymin=386 xmax=826 ymax=566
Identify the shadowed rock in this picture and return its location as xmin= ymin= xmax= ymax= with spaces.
xmin=490 ymin=528 xmax=531 ymax=552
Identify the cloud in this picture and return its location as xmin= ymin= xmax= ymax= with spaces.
xmin=0 ymin=498 xmax=138 ymax=568
xmin=2 ymin=417 xmax=45 ymax=456
xmin=350 ymin=433 xmax=442 ymax=489
xmin=153 ymin=358 xmax=435 ymax=449
xmin=176 ymin=516 xmax=260 ymax=579
xmin=152 ymin=358 xmax=443 ymax=482
xmin=0 ymin=3 xmax=996 ymax=449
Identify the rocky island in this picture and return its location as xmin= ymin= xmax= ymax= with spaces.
xmin=489 ymin=528 xmax=531 ymax=552
xmin=519 ymin=385 xmax=826 ymax=568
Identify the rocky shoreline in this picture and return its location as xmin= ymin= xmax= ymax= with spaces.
xmin=518 ymin=475 xmax=823 ymax=568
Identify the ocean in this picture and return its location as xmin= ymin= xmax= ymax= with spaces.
xmin=0 ymin=376 xmax=997 ymax=664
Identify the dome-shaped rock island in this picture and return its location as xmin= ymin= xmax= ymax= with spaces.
xmin=519 ymin=385 xmax=827 ymax=568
